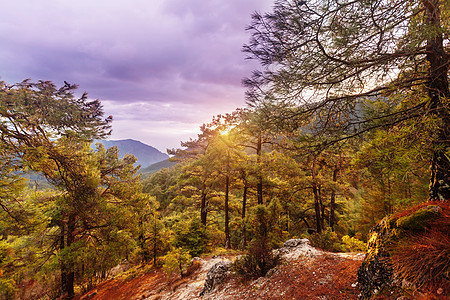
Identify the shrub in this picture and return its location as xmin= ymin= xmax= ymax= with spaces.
xmin=342 ymin=235 xmax=367 ymax=252
xmin=0 ymin=278 xmax=17 ymax=300
xmin=162 ymin=248 xmax=191 ymax=278
xmin=309 ymin=228 xmax=346 ymax=252
xmin=173 ymin=218 xmax=208 ymax=257
xmin=232 ymin=205 xmax=281 ymax=278
xmin=232 ymin=238 xmax=281 ymax=278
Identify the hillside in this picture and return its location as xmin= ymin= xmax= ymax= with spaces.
xmin=140 ymin=159 xmax=178 ymax=176
xmin=75 ymin=240 xmax=364 ymax=300
xmin=95 ymin=139 xmax=169 ymax=168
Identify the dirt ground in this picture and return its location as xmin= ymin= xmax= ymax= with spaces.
xmin=75 ymin=244 xmax=364 ymax=300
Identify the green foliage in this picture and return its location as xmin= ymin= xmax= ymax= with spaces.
xmin=0 ymin=277 xmax=17 ymax=300
xmin=162 ymin=248 xmax=191 ymax=278
xmin=0 ymin=240 xmax=17 ymax=300
xmin=309 ymin=228 xmax=346 ymax=253
xmin=232 ymin=241 xmax=281 ymax=279
xmin=342 ymin=235 xmax=366 ymax=252
xmin=142 ymin=165 xmax=182 ymax=210
xmin=173 ymin=218 xmax=208 ymax=257
xmin=0 ymin=67 xmax=445 ymax=298
xmin=232 ymin=204 xmax=282 ymax=278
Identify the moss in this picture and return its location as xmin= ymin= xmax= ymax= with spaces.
xmin=396 ymin=205 xmax=442 ymax=232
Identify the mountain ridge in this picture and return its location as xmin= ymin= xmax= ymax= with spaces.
xmin=95 ymin=139 xmax=169 ymax=168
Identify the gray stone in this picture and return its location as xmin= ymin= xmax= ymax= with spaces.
xmin=282 ymin=238 xmax=310 ymax=248
xmin=200 ymin=260 xmax=232 ymax=296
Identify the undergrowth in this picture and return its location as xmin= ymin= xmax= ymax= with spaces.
xmin=390 ymin=201 xmax=450 ymax=295
xmin=308 ymin=227 xmax=367 ymax=253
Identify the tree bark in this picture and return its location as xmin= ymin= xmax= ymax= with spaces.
xmin=224 ymin=173 xmax=231 ymax=248
xmin=256 ymin=133 xmax=263 ymax=205
xmin=153 ymin=215 xmax=158 ymax=264
xmin=329 ymin=167 xmax=338 ymax=231
xmin=242 ymin=181 xmax=248 ymax=250
xmin=424 ymin=0 xmax=450 ymax=201
xmin=61 ymin=214 xmax=75 ymax=299
xmin=311 ymin=159 xmax=322 ymax=233
xmin=200 ymin=181 xmax=207 ymax=226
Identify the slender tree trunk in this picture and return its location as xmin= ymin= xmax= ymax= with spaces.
xmin=424 ymin=0 xmax=450 ymax=201
xmin=256 ymin=133 xmax=263 ymax=205
xmin=59 ymin=223 xmax=66 ymax=298
xmin=311 ymin=159 xmax=322 ymax=233
xmin=224 ymin=150 xmax=231 ymax=249
xmin=319 ymin=186 xmax=325 ymax=231
xmin=329 ymin=167 xmax=338 ymax=231
xmin=301 ymin=217 xmax=311 ymax=229
xmin=153 ymin=215 xmax=158 ymax=264
xmin=200 ymin=182 xmax=207 ymax=226
xmin=242 ymin=181 xmax=248 ymax=250
xmin=61 ymin=214 xmax=75 ymax=299
xmin=138 ymin=216 xmax=148 ymax=262
xmin=224 ymin=173 xmax=230 ymax=248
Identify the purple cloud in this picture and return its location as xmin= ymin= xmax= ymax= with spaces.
xmin=0 ymin=0 xmax=273 ymax=151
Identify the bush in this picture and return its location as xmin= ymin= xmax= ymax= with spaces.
xmin=309 ymin=228 xmax=346 ymax=252
xmin=162 ymin=248 xmax=191 ymax=278
xmin=232 ymin=238 xmax=281 ymax=278
xmin=0 ymin=278 xmax=17 ymax=300
xmin=342 ymin=235 xmax=366 ymax=252
xmin=232 ymin=205 xmax=281 ymax=278
xmin=173 ymin=218 xmax=208 ymax=257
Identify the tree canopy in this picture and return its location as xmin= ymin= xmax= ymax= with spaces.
xmin=243 ymin=0 xmax=449 ymax=200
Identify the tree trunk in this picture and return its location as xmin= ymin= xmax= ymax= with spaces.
xmin=311 ymin=159 xmax=322 ymax=233
xmin=138 ymin=217 xmax=148 ymax=262
xmin=242 ymin=182 xmax=248 ymax=250
xmin=200 ymin=182 xmax=207 ymax=226
xmin=224 ymin=173 xmax=231 ymax=249
xmin=300 ymin=217 xmax=311 ymax=229
xmin=153 ymin=215 xmax=158 ymax=264
xmin=424 ymin=0 xmax=450 ymax=201
xmin=256 ymin=133 xmax=263 ymax=205
xmin=329 ymin=167 xmax=338 ymax=231
xmin=61 ymin=214 xmax=75 ymax=299
xmin=319 ymin=187 xmax=325 ymax=231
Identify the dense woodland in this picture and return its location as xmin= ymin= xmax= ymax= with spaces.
xmin=0 ymin=0 xmax=448 ymax=299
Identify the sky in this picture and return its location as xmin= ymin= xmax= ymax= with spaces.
xmin=0 ymin=0 xmax=273 ymax=152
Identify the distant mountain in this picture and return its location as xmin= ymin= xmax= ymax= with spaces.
xmin=140 ymin=159 xmax=178 ymax=176
xmin=95 ymin=139 xmax=169 ymax=168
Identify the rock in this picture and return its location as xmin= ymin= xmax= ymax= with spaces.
xmin=357 ymin=204 xmax=444 ymax=299
xmin=199 ymin=260 xmax=232 ymax=296
xmin=357 ymin=217 xmax=397 ymax=299
xmin=109 ymin=259 xmax=131 ymax=278
xmin=283 ymin=238 xmax=310 ymax=248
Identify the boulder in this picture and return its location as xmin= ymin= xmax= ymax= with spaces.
xmin=108 ymin=259 xmax=131 ymax=278
xmin=199 ymin=260 xmax=232 ymax=296
xmin=282 ymin=238 xmax=310 ymax=248
xmin=357 ymin=204 xmax=445 ymax=299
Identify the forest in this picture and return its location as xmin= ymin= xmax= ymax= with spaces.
xmin=0 ymin=0 xmax=449 ymax=299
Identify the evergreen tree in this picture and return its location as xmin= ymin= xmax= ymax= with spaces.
xmin=244 ymin=0 xmax=449 ymax=200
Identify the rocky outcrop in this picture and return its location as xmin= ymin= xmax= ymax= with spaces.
xmin=275 ymin=238 xmax=322 ymax=260
xmin=199 ymin=260 xmax=232 ymax=296
xmin=357 ymin=217 xmax=395 ymax=299
xmin=357 ymin=204 xmax=445 ymax=299
xmin=282 ymin=238 xmax=310 ymax=248
xmin=108 ymin=259 xmax=131 ymax=278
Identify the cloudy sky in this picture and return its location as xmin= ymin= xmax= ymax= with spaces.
xmin=0 ymin=0 xmax=273 ymax=152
